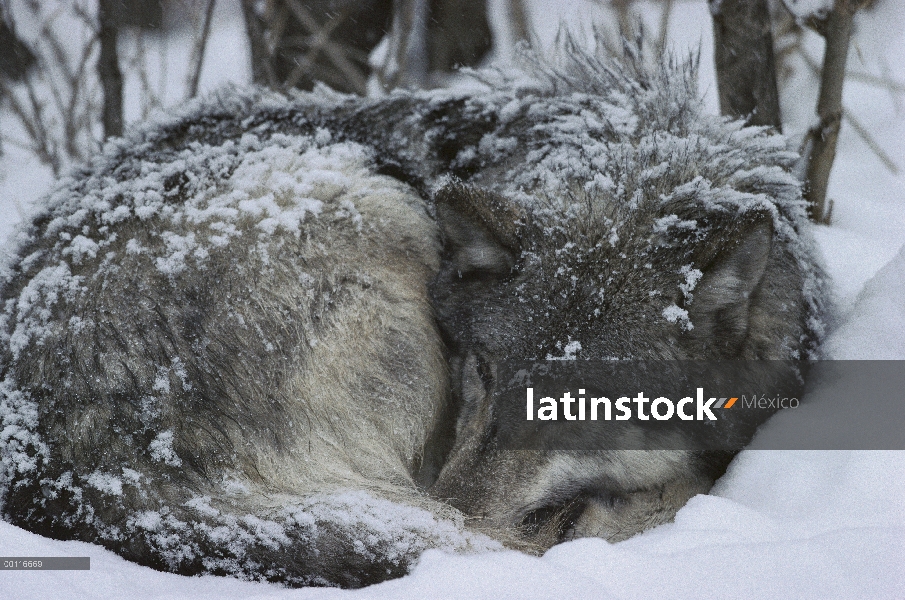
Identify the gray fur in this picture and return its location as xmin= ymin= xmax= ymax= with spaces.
xmin=0 ymin=46 xmax=826 ymax=586
xmin=427 ymin=48 xmax=826 ymax=547
xmin=0 ymin=136 xmax=496 ymax=587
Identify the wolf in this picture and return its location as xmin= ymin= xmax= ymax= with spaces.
xmin=0 ymin=47 xmax=824 ymax=586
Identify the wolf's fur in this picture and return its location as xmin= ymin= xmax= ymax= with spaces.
xmin=0 ymin=136 xmax=498 ymax=587
xmin=0 ymin=47 xmax=825 ymax=586
xmin=427 ymin=49 xmax=825 ymax=546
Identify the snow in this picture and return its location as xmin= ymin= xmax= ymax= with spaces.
xmin=677 ymin=264 xmax=702 ymax=300
xmin=781 ymin=0 xmax=835 ymax=21
xmin=86 ymin=472 xmax=124 ymax=497
xmin=149 ymin=431 xmax=183 ymax=467
xmin=0 ymin=0 xmax=903 ymax=598
xmin=823 ymin=242 xmax=905 ymax=359
xmin=662 ymin=304 xmax=693 ymax=331
xmin=546 ymin=339 xmax=583 ymax=360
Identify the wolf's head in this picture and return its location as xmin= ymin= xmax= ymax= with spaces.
xmin=428 ymin=47 xmax=822 ymax=547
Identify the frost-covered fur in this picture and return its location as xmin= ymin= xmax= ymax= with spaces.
xmin=0 ymin=47 xmax=825 ymax=586
xmin=0 ymin=134 xmax=499 ymax=586
xmin=429 ymin=48 xmax=826 ymax=545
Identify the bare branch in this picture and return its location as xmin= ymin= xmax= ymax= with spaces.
xmin=428 ymin=0 xmax=493 ymax=74
xmin=282 ymin=5 xmax=350 ymax=90
xmin=240 ymin=0 xmax=277 ymax=87
xmin=508 ymin=0 xmax=532 ymax=46
xmin=186 ymin=0 xmax=217 ymax=99
xmin=610 ymin=0 xmax=634 ymax=40
xmin=0 ymin=0 xmax=103 ymax=169
xmin=23 ymin=73 xmax=58 ymax=170
xmin=0 ymin=77 xmax=60 ymax=175
xmin=283 ymin=0 xmax=368 ymax=94
xmin=843 ymin=70 xmax=905 ymax=94
xmin=97 ymin=0 xmax=123 ymax=138
xmin=783 ymin=0 xmax=873 ymax=222
xmin=842 ymin=106 xmax=900 ymax=175
xmin=797 ymin=47 xmax=900 ymax=175
xmin=374 ymin=0 xmax=428 ymax=92
xmin=656 ymin=0 xmax=673 ymax=55
xmin=798 ymin=48 xmax=905 ymax=94
xmin=709 ymin=0 xmax=782 ymax=130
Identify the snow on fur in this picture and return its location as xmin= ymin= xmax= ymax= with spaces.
xmin=0 ymin=45 xmax=825 ymax=586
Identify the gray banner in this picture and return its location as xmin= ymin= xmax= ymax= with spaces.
xmin=0 ymin=557 xmax=90 ymax=570
xmin=493 ymin=361 xmax=905 ymax=450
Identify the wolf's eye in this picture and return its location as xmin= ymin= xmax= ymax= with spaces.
xmin=520 ymin=497 xmax=587 ymax=538
xmin=521 ymin=489 xmax=627 ymax=542
xmin=456 ymin=267 xmax=506 ymax=284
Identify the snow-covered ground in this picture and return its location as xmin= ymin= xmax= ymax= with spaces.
xmin=0 ymin=0 xmax=903 ymax=598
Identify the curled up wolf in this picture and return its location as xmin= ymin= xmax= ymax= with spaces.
xmin=0 ymin=48 xmax=825 ymax=587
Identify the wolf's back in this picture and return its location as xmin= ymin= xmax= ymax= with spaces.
xmin=0 ymin=104 xmax=495 ymax=586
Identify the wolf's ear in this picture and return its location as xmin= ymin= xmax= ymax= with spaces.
xmin=434 ymin=180 xmax=526 ymax=279
xmin=687 ymin=216 xmax=774 ymax=357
